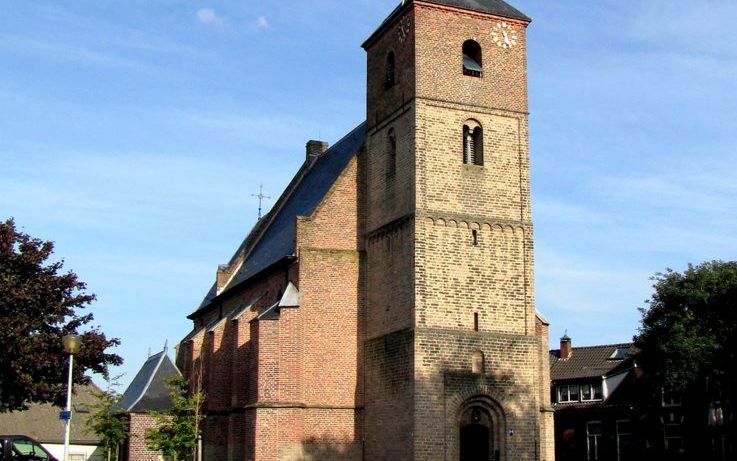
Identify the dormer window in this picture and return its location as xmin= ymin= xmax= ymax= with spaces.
xmin=558 ymin=384 xmax=580 ymax=403
xmin=557 ymin=383 xmax=603 ymax=403
xmin=462 ymin=40 xmax=482 ymax=77
xmin=463 ymin=120 xmax=483 ymax=166
xmin=608 ymin=348 xmax=630 ymax=360
xmin=385 ymin=51 xmax=396 ymax=89
xmin=581 ymin=383 xmax=604 ymax=401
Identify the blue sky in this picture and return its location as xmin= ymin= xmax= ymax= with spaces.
xmin=1 ymin=0 xmax=735 ymax=388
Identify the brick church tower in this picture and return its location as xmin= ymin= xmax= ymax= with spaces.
xmin=362 ymin=1 xmax=553 ymax=460
xmin=178 ymin=1 xmax=552 ymax=460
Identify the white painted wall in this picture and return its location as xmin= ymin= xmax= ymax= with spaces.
xmin=42 ymin=443 xmax=105 ymax=461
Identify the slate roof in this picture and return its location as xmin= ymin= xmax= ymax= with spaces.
xmin=115 ymin=350 xmax=181 ymax=413
xmin=0 ymin=385 xmax=101 ymax=445
xmin=424 ymin=0 xmax=530 ymax=22
xmin=550 ymin=343 xmax=635 ymax=381
xmin=192 ymin=122 xmax=366 ymax=317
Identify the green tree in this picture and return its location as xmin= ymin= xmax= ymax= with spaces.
xmin=0 ymin=218 xmax=122 ymax=412
xmin=146 ymin=376 xmax=205 ymax=461
xmin=634 ymin=260 xmax=737 ymax=392
xmin=87 ymin=376 xmax=128 ymax=461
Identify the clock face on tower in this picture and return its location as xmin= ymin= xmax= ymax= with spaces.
xmin=397 ymin=15 xmax=411 ymax=45
xmin=492 ymin=21 xmax=517 ymax=49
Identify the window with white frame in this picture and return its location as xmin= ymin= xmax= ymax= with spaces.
xmin=616 ymin=420 xmax=634 ymax=461
xmin=587 ymin=421 xmax=602 ymax=461
xmin=557 ymin=384 xmax=579 ymax=403
xmin=558 ymin=382 xmax=602 ymax=403
xmin=557 ymin=385 xmax=571 ymax=403
xmin=581 ymin=383 xmax=604 ymax=401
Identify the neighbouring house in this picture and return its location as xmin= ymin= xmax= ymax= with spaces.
xmin=550 ymin=334 xmax=736 ymax=461
xmin=550 ymin=336 xmax=641 ymax=461
xmin=0 ymin=385 xmax=104 ymax=461
xmin=175 ymin=0 xmax=556 ymax=459
xmin=115 ymin=348 xmax=181 ymax=461
xmin=701 ymin=373 xmax=735 ymax=461
xmin=637 ymin=368 xmax=734 ymax=461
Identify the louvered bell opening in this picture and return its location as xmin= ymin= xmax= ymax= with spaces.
xmin=463 ymin=54 xmax=482 ymax=77
xmin=464 ymin=129 xmax=475 ymax=165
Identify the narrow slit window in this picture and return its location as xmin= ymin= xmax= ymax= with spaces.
xmin=387 ymin=128 xmax=397 ymax=177
xmin=472 ymin=229 xmax=478 ymax=246
xmin=463 ymin=121 xmax=484 ymax=166
xmin=474 ymin=312 xmax=479 ymax=331
xmin=462 ymin=40 xmax=483 ymax=77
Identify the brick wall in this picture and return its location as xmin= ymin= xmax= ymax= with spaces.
xmin=202 ymin=415 xmax=228 ymax=461
xmin=364 ymin=109 xmax=416 ymax=236
xmin=535 ymin=317 xmax=555 ymax=461
xmin=361 ymin=2 xmax=545 ymax=461
xmin=124 ymin=413 xmax=163 ymax=461
xmin=416 ymin=220 xmax=530 ymax=335
xmin=415 ymin=104 xmax=529 ymax=223
xmin=364 ymin=329 xmax=415 ymax=461
xmin=291 ymin=156 xmax=363 ymax=457
xmin=365 ymin=6 xmax=416 ymax=130
xmin=296 ymin=157 xmax=360 ymax=251
xmin=414 ymin=2 xmax=529 ymax=114
xmin=414 ymin=329 xmax=541 ymax=461
xmin=298 ymin=249 xmax=360 ymax=406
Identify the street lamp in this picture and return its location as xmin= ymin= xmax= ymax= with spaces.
xmin=62 ymin=335 xmax=81 ymax=461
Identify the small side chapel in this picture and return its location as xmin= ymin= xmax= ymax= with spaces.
xmin=177 ymin=1 xmax=554 ymax=460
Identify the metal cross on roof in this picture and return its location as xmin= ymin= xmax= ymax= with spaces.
xmin=251 ymin=184 xmax=271 ymax=220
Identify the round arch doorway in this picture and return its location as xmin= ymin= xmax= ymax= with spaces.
xmin=460 ymin=406 xmax=493 ymax=461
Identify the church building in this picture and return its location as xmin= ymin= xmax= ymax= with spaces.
xmin=177 ymin=1 xmax=554 ymax=460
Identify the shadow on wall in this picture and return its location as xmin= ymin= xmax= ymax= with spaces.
xmin=295 ymin=368 xmax=542 ymax=461
xmin=300 ymin=437 xmax=362 ymax=461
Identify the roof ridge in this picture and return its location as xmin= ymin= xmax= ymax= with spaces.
xmin=418 ymin=0 xmax=530 ymax=22
xmin=551 ymin=342 xmax=633 ymax=352
xmin=125 ymin=351 xmax=167 ymax=412
xmin=221 ymin=123 xmax=366 ymax=294
xmin=232 ymin=122 xmax=365 ymax=272
xmin=191 ymin=122 xmax=366 ymax=318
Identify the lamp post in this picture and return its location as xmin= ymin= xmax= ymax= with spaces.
xmin=62 ymin=334 xmax=81 ymax=461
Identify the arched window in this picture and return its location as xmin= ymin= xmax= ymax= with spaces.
xmin=463 ymin=120 xmax=483 ymax=166
xmin=387 ymin=128 xmax=397 ymax=177
xmin=472 ymin=350 xmax=484 ymax=374
xmin=385 ymin=51 xmax=396 ymax=89
xmin=462 ymin=40 xmax=483 ymax=77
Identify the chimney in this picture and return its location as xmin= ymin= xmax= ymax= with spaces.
xmin=306 ymin=140 xmax=329 ymax=162
xmin=216 ymin=264 xmax=230 ymax=294
xmin=560 ymin=332 xmax=572 ymax=360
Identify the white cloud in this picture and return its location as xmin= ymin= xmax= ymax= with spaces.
xmin=255 ymin=16 xmax=269 ymax=30
xmin=196 ymin=8 xmax=220 ymax=25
